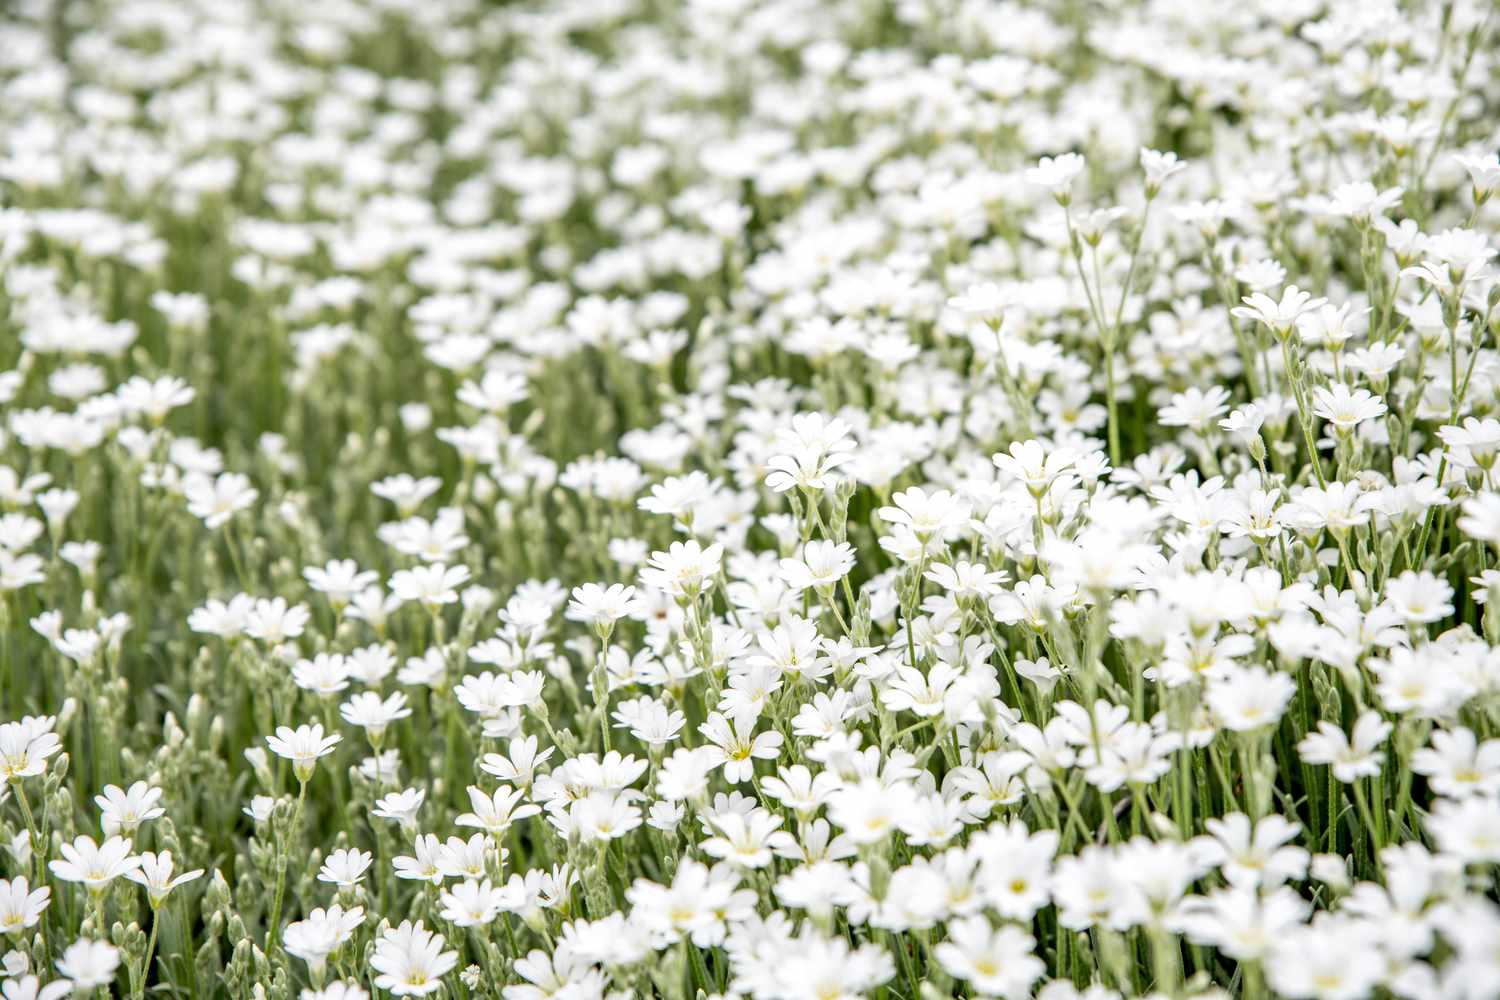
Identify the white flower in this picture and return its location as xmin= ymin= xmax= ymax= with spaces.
xmin=1139 ymin=147 xmax=1186 ymax=194
xmin=318 ymin=849 xmax=374 ymax=888
xmin=389 ymin=563 xmax=471 ymax=608
xmin=265 ymin=724 xmax=342 ymax=783
xmin=454 ymin=785 xmax=540 ymax=836
xmin=125 ymin=852 xmax=203 ymax=907
xmin=0 ymin=877 xmax=50 ymax=934
xmin=698 ymin=709 xmax=783 ymax=784
xmin=935 ymin=917 xmax=1044 ymax=1000
xmin=1439 ymin=417 xmax=1500 ymax=470
xmin=284 ymin=905 xmax=365 ymax=976
xmin=1231 ymin=286 xmax=1328 ymax=340
xmin=437 ymin=879 xmax=507 ymax=927
xmin=877 ymin=487 xmax=971 ymax=541
xmin=1 ymin=975 xmax=70 ymax=1000
xmin=1025 ymin=152 xmax=1086 ymax=200
xmin=1460 ymin=492 xmax=1500 ymax=545
xmin=94 ymin=782 xmax=165 ymax=836
xmin=373 ymin=789 xmax=427 ymax=829
xmin=993 ymin=440 xmax=1076 ymax=497
xmin=48 ymin=836 xmax=140 ymax=891
xmin=778 ymin=540 xmax=856 ymax=594
xmin=183 ymin=472 xmax=258 ymax=529
xmin=638 ymin=540 xmax=723 ymax=598
xmin=700 ymin=810 xmax=782 ymax=869
xmin=55 ymin=939 xmax=120 ymax=990
xmin=565 ymin=583 xmax=640 ymax=629
xmin=1311 ymin=384 xmax=1386 ymax=434
xmin=1297 ymin=711 xmax=1392 ymax=783
xmin=1381 ymin=570 xmax=1453 ymax=624
xmin=305 ymin=559 xmax=379 ymax=604
xmin=1206 ymin=665 xmax=1296 ymax=732
xmin=340 ymin=691 xmax=411 ymax=742
xmin=369 ymin=921 xmax=458 ymax=997
xmin=763 ymin=412 xmax=857 ymax=494
xmin=1159 ymin=386 xmax=1231 ymax=431
xmin=0 ymin=719 xmax=61 ymax=781
xmin=115 ymin=375 xmax=195 ymax=422
xmin=1190 ymin=813 xmax=1308 ymax=888
xmin=1428 ymin=796 xmax=1500 ymax=863
xmin=1411 ymin=728 xmax=1500 ymax=799
xmin=1454 ymin=151 xmax=1500 ymax=195
xmin=244 ymin=597 xmax=311 ymax=643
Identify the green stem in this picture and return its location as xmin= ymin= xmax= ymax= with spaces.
xmin=135 ymin=907 xmax=161 ymax=1000
xmin=12 ymin=778 xmax=44 ymax=886
xmin=266 ymin=780 xmax=308 ymax=955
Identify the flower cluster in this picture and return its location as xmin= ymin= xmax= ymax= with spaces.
xmin=1 ymin=0 xmax=1499 ymax=999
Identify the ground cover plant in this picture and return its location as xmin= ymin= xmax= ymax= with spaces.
xmin=2 ymin=0 xmax=1500 ymax=998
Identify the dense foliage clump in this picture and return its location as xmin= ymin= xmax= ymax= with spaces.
xmin=1 ymin=1 xmax=1499 ymax=999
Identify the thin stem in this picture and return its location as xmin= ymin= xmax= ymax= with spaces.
xmin=266 ymin=780 xmax=308 ymax=955
xmin=12 ymin=778 xmax=44 ymax=886
xmin=135 ymin=907 xmax=161 ymax=1000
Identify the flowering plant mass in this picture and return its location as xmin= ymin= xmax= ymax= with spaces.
xmin=1 ymin=1 xmax=1499 ymax=999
